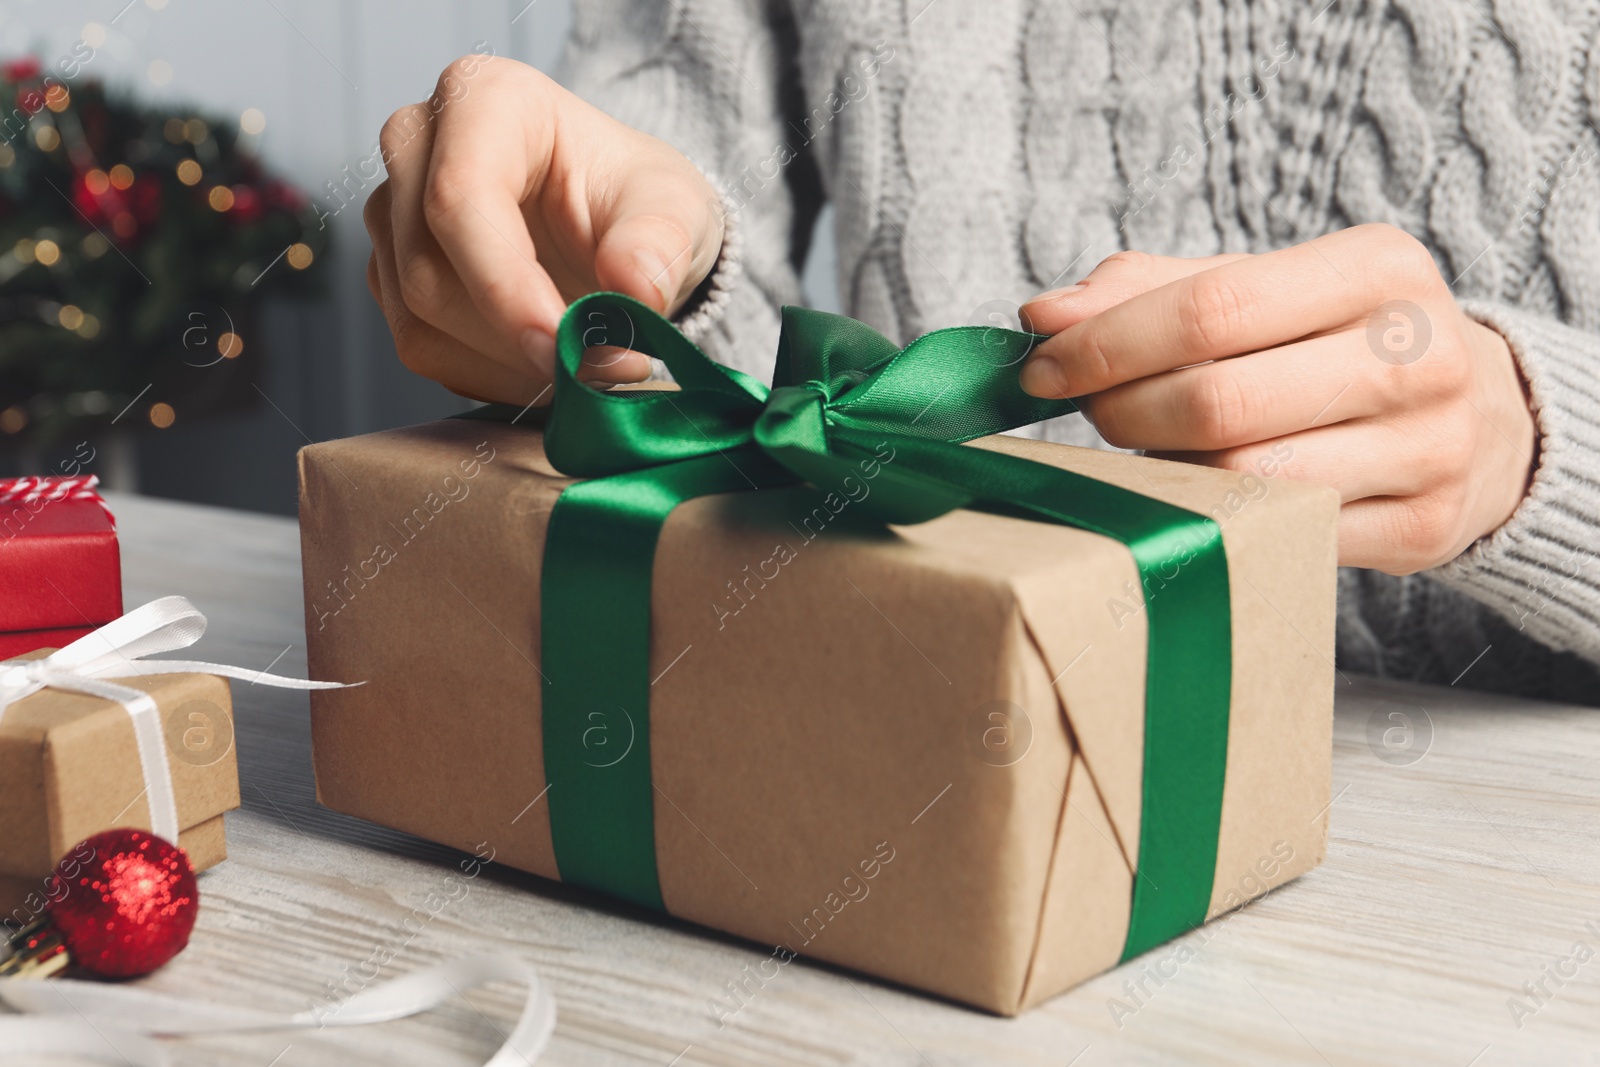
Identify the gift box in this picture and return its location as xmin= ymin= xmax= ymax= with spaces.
xmin=0 ymin=477 xmax=123 ymax=660
xmin=0 ymin=658 xmax=239 ymax=921
xmin=299 ymin=294 xmax=1339 ymax=1014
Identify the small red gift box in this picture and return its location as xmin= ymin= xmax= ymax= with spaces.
xmin=0 ymin=477 xmax=122 ymax=659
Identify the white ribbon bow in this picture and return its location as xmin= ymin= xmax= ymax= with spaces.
xmin=0 ymin=595 xmax=349 ymax=843
xmin=0 ymin=952 xmax=555 ymax=1065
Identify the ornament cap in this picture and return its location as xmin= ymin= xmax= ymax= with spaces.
xmin=0 ymin=917 xmax=68 ymax=978
xmin=2 ymin=828 xmax=199 ymax=980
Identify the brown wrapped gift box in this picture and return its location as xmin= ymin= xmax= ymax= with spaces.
xmin=0 ymin=667 xmax=238 ymax=920
xmin=299 ymin=414 xmax=1338 ymax=1015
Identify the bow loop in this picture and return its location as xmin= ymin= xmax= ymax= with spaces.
xmin=828 ymin=325 xmax=1076 ymax=444
xmin=773 ymin=304 xmax=903 ymax=390
xmin=544 ymin=294 xmax=769 ymax=479
xmin=29 ymin=595 xmax=208 ymax=680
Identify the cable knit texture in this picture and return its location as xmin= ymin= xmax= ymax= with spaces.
xmin=558 ymin=0 xmax=1600 ymax=702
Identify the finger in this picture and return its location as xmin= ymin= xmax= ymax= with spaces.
xmin=369 ymin=203 xmax=547 ymax=403
xmin=378 ymin=283 xmax=649 ymax=399
xmin=591 ymin=172 xmax=722 ymax=315
xmin=1023 ymin=224 xmax=1439 ymax=397
xmin=371 ymin=203 xmax=648 ymax=399
xmin=1082 ymin=329 xmax=1382 ymax=452
xmin=1020 ymin=251 xmax=1249 ymax=335
xmin=1146 ymin=418 xmax=1443 ymax=505
xmin=380 ymin=100 xmax=525 ymax=366
xmin=422 ymin=64 xmax=571 ymax=375
xmin=1336 ymin=496 xmax=1465 ymax=574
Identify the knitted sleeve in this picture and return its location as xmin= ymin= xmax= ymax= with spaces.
xmin=1336 ymin=300 xmax=1600 ymax=705
xmin=554 ymin=0 xmax=824 ymax=374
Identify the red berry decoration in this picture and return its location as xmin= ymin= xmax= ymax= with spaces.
xmin=1 ymin=829 xmax=199 ymax=979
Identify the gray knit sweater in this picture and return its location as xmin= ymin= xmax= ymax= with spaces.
xmin=557 ymin=0 xmax=1600 ymax=704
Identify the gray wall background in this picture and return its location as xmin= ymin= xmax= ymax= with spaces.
xmin=2 ymin=0 xmax=837 ymax=515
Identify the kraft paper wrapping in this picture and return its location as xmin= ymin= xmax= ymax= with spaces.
xmin=299 ymin=415 xmax=1337 ymax=1014
xmin=0 ymin=669 xmax=238 ymax=920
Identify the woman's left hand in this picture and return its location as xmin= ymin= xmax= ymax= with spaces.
xmin=1017 ymin=224 xmax=1538 ymax=575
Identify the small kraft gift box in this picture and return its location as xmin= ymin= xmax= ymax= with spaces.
xmin=0 ymin=602 xmax=241 ymax=922
xmin=0 ymin=477 xmax=122 ymax=659
xmin=299 ymin=294 xmax=1339 ymax=1015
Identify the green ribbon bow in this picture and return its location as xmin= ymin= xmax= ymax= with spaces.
xmin=486 ymin=292 xmax=1231 ymax=961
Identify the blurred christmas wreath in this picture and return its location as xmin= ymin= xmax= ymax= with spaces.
xmin=0 ymin=56 xmax=328 ymax=447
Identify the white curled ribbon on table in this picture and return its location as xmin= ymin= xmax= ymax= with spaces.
xmin=0 ymin=952 xmax=556 ymax=1065
xmin=0 ymin=595 xmax=350 ymax=843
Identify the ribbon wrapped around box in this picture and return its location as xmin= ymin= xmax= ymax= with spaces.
xmin=299 ymin=294 xmax=1339 ymax=1014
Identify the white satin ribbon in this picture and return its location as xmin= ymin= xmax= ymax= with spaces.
xmin=0 ymin=595 xmax=350 ymax=843
xmin=0 ymin=952 xmax=555 ymax=1065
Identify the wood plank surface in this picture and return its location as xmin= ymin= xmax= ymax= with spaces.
xmin=19 ymin=491 xmax=1596 ymax=1067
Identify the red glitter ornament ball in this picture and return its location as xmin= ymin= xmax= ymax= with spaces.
xmin=46 ymin=829 xmax=199 ymax=978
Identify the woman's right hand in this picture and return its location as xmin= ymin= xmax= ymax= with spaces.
xmin=364 ymin=56 xmax=725 ymax=405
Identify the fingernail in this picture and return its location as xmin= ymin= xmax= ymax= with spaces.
xmin=1028 ymin=283 xmax=1085 ymax=303
xmin=1019 ymin=357 xmax=1069 ymax=398
xmin=634 ymin=248 xmax=674 ymax=308
xmin=520 ymin=327 xmax=555 ymax=375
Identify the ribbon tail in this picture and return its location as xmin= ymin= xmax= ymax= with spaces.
xmin=0 ymin=1018 xmax=169 ymax=1066
xmin=101 ymin=660 xmax=356 ymax=690
xmin=0 ymin=953 xmax=555 ymax=1066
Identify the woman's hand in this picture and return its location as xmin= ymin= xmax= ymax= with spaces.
xmin=1018 ymin=224 xmax=1537 ymax=575
xmin=364 ymin=56 xmax=725 ymax=406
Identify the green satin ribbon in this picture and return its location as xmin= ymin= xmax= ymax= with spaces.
xmin=474 ymin=291 xmax=1231 ymax=962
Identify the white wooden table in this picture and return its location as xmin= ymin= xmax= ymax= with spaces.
xmin=46 ymin=492 xmax=1600 ymax=1066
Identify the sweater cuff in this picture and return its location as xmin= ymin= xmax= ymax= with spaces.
xmin=672 ymin=168 xmax=744 ymax=343
xmin=1430 ymin=300 xmax=1600 ymax=652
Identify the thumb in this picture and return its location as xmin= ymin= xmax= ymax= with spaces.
xmin=1021 ymin=250 xmax=1249 ymax=335
xmin=592 ymin=173 xmax=722 ymax=316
